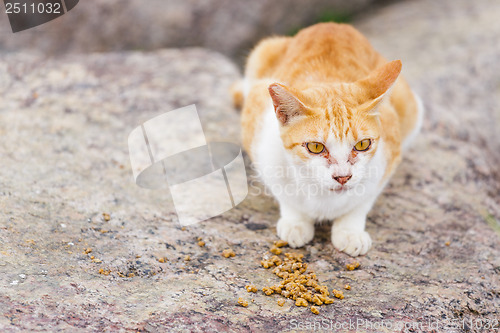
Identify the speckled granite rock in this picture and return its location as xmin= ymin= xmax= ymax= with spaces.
xmin=1 ymin=0 xmax=500 ymax=332
xmin=0 ymin=0 xmax=372 ymax=60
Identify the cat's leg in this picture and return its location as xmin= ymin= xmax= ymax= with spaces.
xmin=276 ymin=201 xmax=315 ymax=248
xmin=331 ymin=201 xmax=374 ymax=257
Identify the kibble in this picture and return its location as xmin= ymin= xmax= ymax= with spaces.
xmin=222 ymin=249 xmax=235 ymax=258
xmin=311 ymin=295 xmax=323 ymax=306
xmin=270 ymin=246 xmax=282 ymax=255
xmin=198 ymin=241 xmax=205 ymax=247
xmin=344 ymin=284 xmax=351 ymax=290
xmin=102 ymin=213 xmax=111 ymax=221
xmin=158 ymin=257 xmax=167 ymax=263
xmin=246 ymin=285 xmax=258 ymax=293
xmin=332 ymin=289 xmax=344 ymax=299
xmin=274 ymin=240 xmax=288 ymax=248
xmin=323 ymin=297 xmax=334 ymax=304
xmin=261 ymin=260 xmax=274 ymax=268
xmin=295 ymin=297 xmax=308 ymax=307
xmin=262 ymin=287 xmax=274 ymax=296
xmin=255 ymin=243 xmax=344 ymax=312
xmin=311 ymin=306 xmax=320 ymax=315
xmin=346 ymin=261 xmax=360 ymax=271
xmin=238 ymin=297 xmax=248 ymax=307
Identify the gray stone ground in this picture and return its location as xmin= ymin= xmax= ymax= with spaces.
xmin=1 ymin=0 xmax=499 ymax=332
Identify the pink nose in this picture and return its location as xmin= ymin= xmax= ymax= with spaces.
xmin=333 ymin=175 xmax=352 ymax=185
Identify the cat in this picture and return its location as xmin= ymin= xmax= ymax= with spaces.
xmin=235 ymin=23 xmax=423 ymax=256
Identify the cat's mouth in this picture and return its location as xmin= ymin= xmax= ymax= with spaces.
xmin=330 ymin=186 xmax=350 ymax=193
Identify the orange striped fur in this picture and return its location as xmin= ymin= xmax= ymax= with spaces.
xmin=235 ymin=23 xmax=422 ymax=256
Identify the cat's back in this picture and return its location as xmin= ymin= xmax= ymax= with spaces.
xmin=271 ymin=23 xmax=384 ymax=83
xmin=241 ymin=23 xmax=386 ymax=155
xmin=240 ymin=23 xmax=421 ymax=160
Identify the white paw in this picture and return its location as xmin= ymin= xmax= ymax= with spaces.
xmin=331 ymin=229 xmax=372 ymax=257
xmin=277 ymin=218 xmax=314 ymax=248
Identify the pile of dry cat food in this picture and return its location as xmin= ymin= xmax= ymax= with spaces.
xmin=242 ymin=240 xmax=353 ymax=315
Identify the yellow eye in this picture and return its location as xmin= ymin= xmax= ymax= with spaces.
xmin=354 ymin=139 xmax=371 ymax=151
xmin=306 ymin=142 xmax=325 ymax=154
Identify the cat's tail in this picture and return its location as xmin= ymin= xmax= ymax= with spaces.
xmin=231 ymin=79 xmax=244 ymax=110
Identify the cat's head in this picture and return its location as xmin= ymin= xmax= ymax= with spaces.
xmin=268 ymin=60 xmax=402 ymax=195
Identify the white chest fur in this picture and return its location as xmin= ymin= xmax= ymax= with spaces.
xmin=252 ymin=105 xmax=387 ymax=222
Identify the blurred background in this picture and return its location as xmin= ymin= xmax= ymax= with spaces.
xmin=0 ymin=0 xmax=397 ymax=65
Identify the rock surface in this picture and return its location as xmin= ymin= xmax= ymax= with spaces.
xmin=0 ymin=0 xmax=372 ymax=61
xmin=1 ymin=0 xmax=500 ymax=332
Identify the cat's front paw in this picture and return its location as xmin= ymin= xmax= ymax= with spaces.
xmin=331 ymin=229 xmax=372 ymax=257
xmin=277 ymin=218 xmax=314 ymax=248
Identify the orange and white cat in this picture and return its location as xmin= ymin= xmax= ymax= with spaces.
xmin=236 ymin=23 xmax=423 ymax=256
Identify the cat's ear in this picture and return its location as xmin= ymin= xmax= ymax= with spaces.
xmin=268 ymin=83 xmax=308 ymax=125
xmin=355 ymin=60 xmax=402 ymax=112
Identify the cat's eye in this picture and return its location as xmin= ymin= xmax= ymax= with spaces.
xmin=354 ymin=139 xmax=371 ymax=152
xmin=306 ymin=142 xmax=325 ymax=154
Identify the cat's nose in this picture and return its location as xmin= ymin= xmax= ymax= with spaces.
xmin=333 ymin=174 xmax=352 ymax=185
